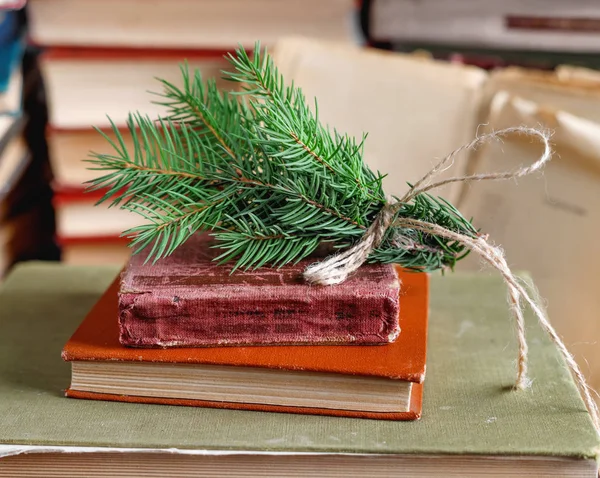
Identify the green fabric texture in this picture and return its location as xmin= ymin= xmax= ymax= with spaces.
xmin=0 ymin=262 xmax=598 ymax=458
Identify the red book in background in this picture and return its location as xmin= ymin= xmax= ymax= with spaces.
xmin=52 ymin=186 xmax=140 ymax=244
xmin=40 ymin=47 xmax=235 ymax=265
xmin=119 ymin=234 xmax=402 ymax=347
xmin=47 ymin=126 xmax=134 ymax=191
xmin=40 ymin=47 xmax=233 ymax=130
xmin=50 ymin=182 xmax=135 ymax=265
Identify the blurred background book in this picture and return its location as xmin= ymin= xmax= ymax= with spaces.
xmin=360 ymin=0 xmax=600 ymax=69
xmin=23 ymin=0 xmax=356 ymax=264
xmin=1 ymin=0 xmax=600 ymax=403
xmin=0 ymin=6 xmax=57 ymax=277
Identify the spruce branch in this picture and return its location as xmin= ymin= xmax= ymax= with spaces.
xmin=86 ymin=43 xmax=478 ymax=272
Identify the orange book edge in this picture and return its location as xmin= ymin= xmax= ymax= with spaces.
xmin=63 ymin=267 xmax=428 ymax=420
xmin=66 ymin=383 xmax=424 ymax=421
xmin=41 ymin=46 xmax=233 ymax=62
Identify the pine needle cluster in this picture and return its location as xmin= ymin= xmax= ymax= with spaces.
xmin=87 ymin=44 xmax=478 ymax=272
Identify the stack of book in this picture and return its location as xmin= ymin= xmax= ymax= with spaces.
xmin=360 ymin=0 xmax=600 ymax=69
xmin=25 ymin=0 xmax=356 ymax=265
xmin=0 ymin=9 xmax=22 ymax=116
xmin=0 ymin=261 xmax=598 ymax=476
xmin=0 ymin=8 xmax=57 ymax=276
xmin=0 ymin=116 xmax=30 ymax=275
xmin=61 ymin=234 xmax=428 ymax=419
xmin=0 ymin=9 xmax=26 ymax=272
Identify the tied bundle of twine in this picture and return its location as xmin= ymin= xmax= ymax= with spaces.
xmin=303 ymin=126 xmax=600 ymax=434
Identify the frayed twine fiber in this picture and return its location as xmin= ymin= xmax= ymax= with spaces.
xmin=303 ymin=126 xmax=600 ymax=434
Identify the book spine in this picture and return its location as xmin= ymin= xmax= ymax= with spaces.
xmin=118 ymin=290 xmax=400 ymax=347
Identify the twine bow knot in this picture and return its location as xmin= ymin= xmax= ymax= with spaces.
xmin=303 ymin=202 xmax=396 ymax=286
xmin=303 ymin=127 xmax=600 ymax=434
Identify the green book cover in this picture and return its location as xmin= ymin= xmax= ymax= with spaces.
xmin=0 ymin=263 xmax=598 ymax=474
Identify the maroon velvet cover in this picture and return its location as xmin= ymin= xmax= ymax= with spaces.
xmin=119 ymin=234 xmax=401 ymax=347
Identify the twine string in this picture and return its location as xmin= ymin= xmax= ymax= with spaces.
xmin=303 ymin=126 xmax=600 ymax=433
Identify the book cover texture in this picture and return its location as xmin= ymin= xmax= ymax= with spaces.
xmin=119 ymin=234 xmax=401 ymax=347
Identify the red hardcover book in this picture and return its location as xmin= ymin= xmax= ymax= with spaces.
xmin=63 ymin=268 xmax=428 ymax=420
xmin=52 ymin=186 xmax=142 ymax=245
xmin=40 ymin=46 xmax=233 ymax=130
xmin=47 ymin=126 xmax=136 ymax=190
xmin=119 ymin=234 xmax=401 ymax=347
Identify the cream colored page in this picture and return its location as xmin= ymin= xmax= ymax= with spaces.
xmin=42 ymin=59 xmax=231 ymax=129
xmin=555 ymin=65 xmax=600 ymax=83
xmin=49 ymin=131 xmax=136 ymax=186
xmin=459 ymin=92 xmax=600 ymax=393
xmin=28 ymin=0 xmax=354 ymax=48
xmin=482 ymin=67 xmax=600 ymax=125
xmin=273 ymin=38 xmax=487 ymax=203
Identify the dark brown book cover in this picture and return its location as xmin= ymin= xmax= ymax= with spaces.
xmin=119 ymin=234 xmax=402 ymax=347
xmin=63 ymin=267 xmax=428 ymax=420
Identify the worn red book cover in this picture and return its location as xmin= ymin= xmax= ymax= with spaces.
xmin=63 ymin=267 xmax=428 ymax=420
xmin=119 ymin=234 xmax=402 ymax=347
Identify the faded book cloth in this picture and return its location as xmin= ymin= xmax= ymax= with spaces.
xmin=0 ymin=263 xmax=598 ymax=461
xmin=119 ymin=234 xmax=401 ymax=347
xmin=480 ymin=66 xmax=600 ymax=131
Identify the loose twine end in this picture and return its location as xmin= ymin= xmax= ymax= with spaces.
xmin=303 ymin=126 xmax=600 ymax=435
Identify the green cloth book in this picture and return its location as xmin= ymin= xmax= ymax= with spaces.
xmin=0 ymin=263 xmax=598 ymax=477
